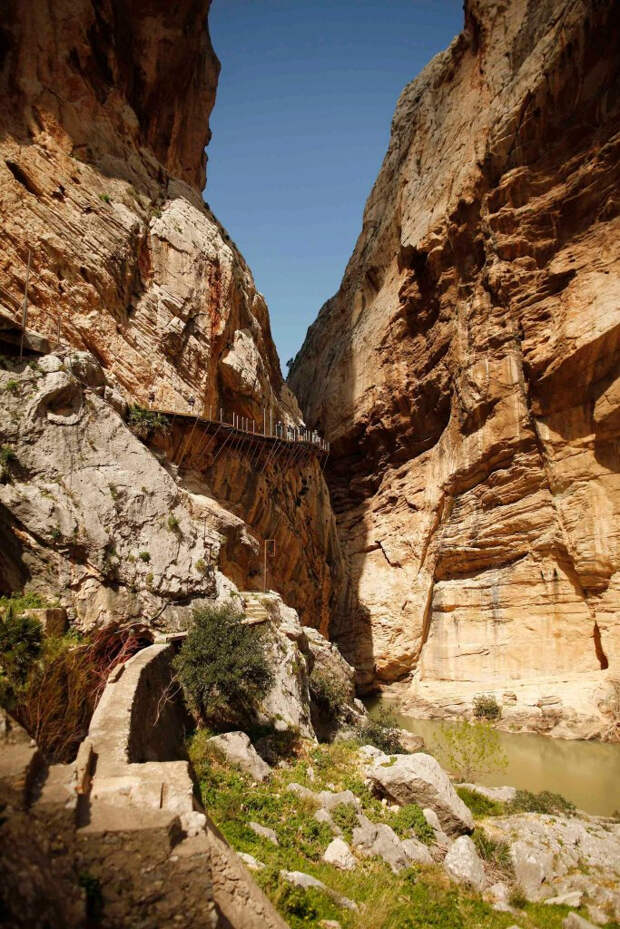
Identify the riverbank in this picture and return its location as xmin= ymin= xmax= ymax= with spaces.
xmin=367 ymin=696 xmax=620 ymax=817
xmin=389 ymin=673 xmax=620 ymax=742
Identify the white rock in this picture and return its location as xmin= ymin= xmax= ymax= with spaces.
xmin=38 ymin=355 xmax=63 ymax=373
xmin=486 ymin=881 xmax=511 ymax=911
xmin=444 ymin=836 xmax=488 ymax=891
xmin=63 ymin=350 xmax=105 ymax=386
xmin=207 ymin=732 xmax=271 ymax=782
xmin=358 ymin=744 xmax=387 ymax=760
xmin=314 ymin=807 xmax=341 ymax=834
xmin=318 ymin=789 xmax=360 ymax=812
xmin=280 ymin=871 xmax=357 ymax=910
xmin=458 ymin=783 xmax=517 ymax=803
xmin=352 ymin=815 xmax=410 ymax=873
xmin=180 ymin=811 xmax=206 ymax=837
xmin=545 ymin=891 xmax=583 ymax=907
xmin=510 ymin=839 xmax=555 ymax=901
xmin=401 ymin=837 xmax=433 ymax=865
xmin=249 ymin=821 xmax=279 ymax=845
xmin=238 ymin=852 xmax=265 ymax=871
xmin=367 ymin=753 xmax=473 ymax=835
xmin=322 ymin=838 xmax=356 ymax=870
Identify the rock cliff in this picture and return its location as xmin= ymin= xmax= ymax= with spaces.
xmin=0 ymin=0 xmax=342 ymax=631
xmin=290 ymin=0 xmax=620 ymax=736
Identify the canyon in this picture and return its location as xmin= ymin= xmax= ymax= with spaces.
xmin=291 ymin=0 xmax=620 ymax=739
xmin=1 ymin=0 xmax=619 ymax=926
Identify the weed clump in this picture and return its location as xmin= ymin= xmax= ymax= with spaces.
xmin=473 ymin=694 xmax=501 ymax=720
xmin=1 ymin=594 xmax=147 ymax=762
xmin=472 ymin=829 xmax=513 ymax=880
xmin=507 ymin=789 xmax=575 ymax=816
xmin=0 ymin=445 xmax=17 ymax=482
xmin=389 ymin=803 xmax=435 ymax=845
xmin=360 ymin=706 xmax=407 ymax=754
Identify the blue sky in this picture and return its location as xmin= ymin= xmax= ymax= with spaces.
xmin=206 ymin=0 xmax=463 ymax=371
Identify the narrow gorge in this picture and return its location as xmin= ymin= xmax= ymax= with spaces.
xmin=0 ymin=0 xmax=619 ymax=927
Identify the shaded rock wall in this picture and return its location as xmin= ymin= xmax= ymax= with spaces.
xmin=290 ymin=0 xmax=620 ymax=728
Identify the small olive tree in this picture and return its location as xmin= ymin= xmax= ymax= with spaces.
xmin=432 ymin=720 xmax=508 ymax=782
xmin=173 ymin=601 xmax=273 ymax=727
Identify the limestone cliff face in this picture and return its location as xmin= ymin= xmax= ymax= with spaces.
xmin=0 ymin=0 xmax=342 ymax=631
xmin=291 ymin=0 xmax=620 ymax=734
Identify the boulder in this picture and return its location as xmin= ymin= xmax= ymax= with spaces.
xmin=352 ymin=815 xmax=410 ymax=873
xmin=322 ymin=838 xmax=356 ymax=871
xmin=444 ymin=836 xmax=488 ymax=891
xmin=314 ymin=808 xmax=341 ymax=834
xmin=63 ymin=350 xmax=106 ymax=387
xmin=318 ymin=789 xmax=360 ymax=812
xmin=249 ymin=822 xmax=279 ymax=845
xmin=367 ymin=753 xmax=473 ymax=835
xmin=358 ymin=745 xmax=387 ymax=761
xmin=509 ymin=840 xmax=554 ymax=900
xmin=401 ymin=837 xmax=433 ymax=865
xmin=280 ymin=870 xmax=357 ymax=910
xmin=485 ymin=881 xmax=511 ymax=911
xmin=208 ymin=732 xmax=271 ymax=782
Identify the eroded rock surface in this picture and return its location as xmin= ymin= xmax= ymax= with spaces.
xmin=0 ymin=0 xmax=343 ymax=634
xmin=290 ymin=0 xmax=620 ymax=736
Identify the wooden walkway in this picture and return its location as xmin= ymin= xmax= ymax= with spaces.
xmin=156 ymin=407 xmax=329 ymax=470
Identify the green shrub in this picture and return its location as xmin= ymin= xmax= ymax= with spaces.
xmin=473 ymin=694 xmax=501 ymax=720
xmin=127 ymin=406 xmax=170 ymax=441
xmin=432 ymin=721 xmax=508 ymax=782
xmin=389 ymin=803 xmax=435 ymax=844
xmin=456 ymin=786 xmax=504 ymax=818
xmin=195 ymin=558 xmax=208 ymax=575
xmin=167 ymin=514 xmax=180 ymax=533
xmin=3 ymin=379 xmax=19 ymax=395
xmin=360 ymin=706 xmax=407 ymax=754
xmin=0 ymin=608 xmax=43 ymax=696
xmin=308 ymin=665 xmax=348 ymax=721
xmin=98 ymin=193 xmax=111 ymax=204
xmin=331 ymin=802 xmax=359 ymax=841
xmin=507 ymin=789 xmax=575 ymax=816
xmin=138 ymin=551 xmax=150 ymax=563
xmin=173 ymin=601 xmax=273 ymax=726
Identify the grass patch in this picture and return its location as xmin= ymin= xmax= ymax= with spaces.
xmin=457 ymin=786 xmax=505 ymax=818
xmin=189 ymin=735 xmax=539 ymax=929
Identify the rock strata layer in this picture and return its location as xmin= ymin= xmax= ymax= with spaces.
xmin=290 ymin=0 xmax=620 ymax=737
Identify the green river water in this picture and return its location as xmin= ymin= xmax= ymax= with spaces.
xmin=366 ymin=696 xmax=620 ymax=817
